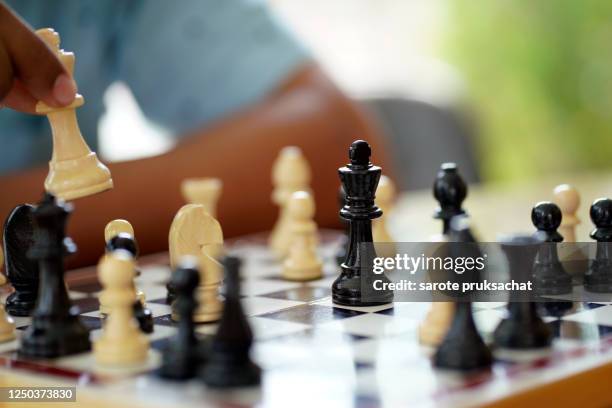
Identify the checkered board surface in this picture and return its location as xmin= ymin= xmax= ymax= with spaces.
xmin=1 ymin=232 xmax=612 ymax=408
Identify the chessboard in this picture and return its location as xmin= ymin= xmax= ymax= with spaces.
xmin=1 ymin=231 xmax=612 ymax=408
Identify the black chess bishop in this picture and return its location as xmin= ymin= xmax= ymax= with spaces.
xmin=584 ymin=198 xmax=612 ymax=293
xmin=332 ymin=140 xmax=393 ymax=306
xmin=531 ymin=202 xmax=572 ymax=295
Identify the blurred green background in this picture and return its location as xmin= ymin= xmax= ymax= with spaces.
xmin=446 ymin=0 xmax=612 ymax=181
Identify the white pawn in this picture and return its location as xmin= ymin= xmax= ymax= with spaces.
xmin=373 ymin=175 xmax=397 ymax=257
xmin=181 ymin=178 xmax=223 ymax=218
xmin=553 ymin=184 xmax=580 ymax=242
xmin=283 ymin=192 xmax=322 ymax=281
xmin=0 ymin=304 xmax=15 ymax=343
xmin=269 ymin=147 xmax=312 ymax=258
xmin=94 ymin=251 xmax=148 ymax=366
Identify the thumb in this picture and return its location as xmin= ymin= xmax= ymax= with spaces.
xmin=0 ymin=5 xmax=77 ymax=108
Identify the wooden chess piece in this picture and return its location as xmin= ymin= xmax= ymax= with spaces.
xmin=373 ymin=175 xmax=397 ymax=257
xmin=0 ymin=246 xmax=6 ymax=286
xmin=553 ymin=184 xmax=580 ymax=242
xmin=332 ymin=140 xmax=393 ymax=306
xmin=0 ymin=305 xmax=16 ymax=343
xmin=104 ymin=219 xmax=134 ymax=244
xmin=419 ymin=163 xmax=468 ymax=345
xmin=35 ymin=28 xmax=112 ymax=201
xmin=269 ymin=147 xmax=312 ymax=258
xmin=181 ymin=178 xmax=223 ymax=218
xmin=282 ymin=191 xmax=322 ymax=281
xmin=169 ymin=205 xmax=224 ymax=322
xmin=19 ymin=194 xmax=90 ymax=358
xmin=94 ymin=250 xmax=149 ymax=366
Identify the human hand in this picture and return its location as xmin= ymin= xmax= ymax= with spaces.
xmin=0 ymin=3 xmax=77 ymax=113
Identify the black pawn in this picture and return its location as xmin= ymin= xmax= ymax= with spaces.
xmin=433 ymin=163 xmax=467 ymax=235
xmin=531 ymin=202 xmax=572 ymax=295
xmin=19 ymin=194 xmax=90 ymax=358
xmin=105 ymin=232 xmax=153 ymax=333
xmin=200 ymin=256 xmax=261 ymax=388
xmin=584 ymin=198 xmax=612 ymax=292
xmin=158 ymin=261 xmax=202 ymax=380
xmin=493 ymin=235 xmax=552 ymax=349
xmin=3 ymin=204 xmax=39 ymax=316
xmin=332 ymin=140 xmax=393 ymax=306
xmin=433 ymin=216 xmax=492 ymax=371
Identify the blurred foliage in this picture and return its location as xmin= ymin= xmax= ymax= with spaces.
xmin=446 ymin=1 xmax=612 ymax=181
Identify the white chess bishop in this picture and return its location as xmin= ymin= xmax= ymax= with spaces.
xmin=36 ymin=28 xmax=113 ymax=201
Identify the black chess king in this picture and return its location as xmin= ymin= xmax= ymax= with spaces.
xmin=332 ymin=140 xmax=393 ymax=306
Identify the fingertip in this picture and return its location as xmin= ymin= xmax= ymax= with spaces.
xmin=52 ymin=73 xmax=77 ymax=106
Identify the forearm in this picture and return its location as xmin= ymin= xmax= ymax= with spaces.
xmin=0 ymin=63 xmax=394 ymax=267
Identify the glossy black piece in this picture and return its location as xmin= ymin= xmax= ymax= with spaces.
xmin=493 ymin=235 xmax=552 ymax=349
xmin=19 ymin=194 xmax=90 ymax=358
xmin=584 ymin=198 xmax=612 ymax=292
xmin=433 ymin=163 xmax=467 ymax=235
xmin=105 ymin=232 xmax=152 ymax=333
xmin=3 ymin=204 xmax=39 ymax=316
xmin=335 ymin=186 xmax=348 ymax=266
xmin=200 ymin=256 xmax=261 ymax=388
xmin=159 ymin=262 xmax=202 ymax=380
xmin=332 ymin=140 xmax=393 ymax=306
xmin=433 ymin=217 xmax=492 ymax=371
xmin=531 ymin=202 xmax=572 ymax=295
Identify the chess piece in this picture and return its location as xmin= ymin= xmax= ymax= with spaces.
xmin=200 ymin=256 xmax=261 ymax=387
xmin=0 ymin=246 xmax=6 ymax=286
xmin=0 ymin=305 xmax=16 ymax=343
xmin=419 ymin=164 xmax=469 ymax=344
xmin=335 ymin=186 xmax=348 ymax=266
xmin=282 ymin=191 xmax=322 ymax=281
xmin=433 ymin=217 xmax=491 ymax=370
xmin=3 ymin=204 xmax=39 ymax=316
xmin=553 ymin=184 xmax=580 ymax=242
xmin=373 ymin=175 xmax=397 ymax=257
xmin=94 ymin=250 xmax=149 ymax=366
xmin=531 ymin=202 xmax=572 ymax=295
xmin=493 ymin=235 xmax=552 ymax=349
xmin=159 ymin=259 xmax=202 ymax=380
xmin=103 ymin=220 xmax=153 ymax=333
xmin=433 ymin=163 xmax=467 ymax=236
xmin=20 ymin=194 xmax=91 ymax=358
xmin=35 ymin=28 xmax=112 ymax=201
xmin=181 ymin=178 xmax=223 ymax=218
xmin=269 ymin=147 xmax=312 ymax=258
xmin=169 ymin=204 xmax=223 ymax=322
xmin=584 ymin=198 xmax=612 ymax=292
xmin=332 ymin=140 xmax=393 ymax=306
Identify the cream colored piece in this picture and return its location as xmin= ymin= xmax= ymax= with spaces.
xmin=0 ymin=305 xmax=15 ymax=343
xmin=0 ymin=246 xmax=5 ymax=286
xmin=181 ymin=178 xmax=223 ymax=218
xmin=104 ymin=219 xmax=134 ymax=242
xmin=373 ymin=175 xmax=397 ymax=257
xmin=282 ymin=191 xmax=322 ymax=281
xmin=553 ymin=184 xmax=580 ymax=242
xmin=35 ymin=28 xmax=112 ymax=201
xmin=169 ymin=204 xmax=224 ymax=322
xmin=94 ymin=251 xmax=148 ymax=366
xmin=269 ymin=147 xmax=312 ymax=257
xmin=418 ymin=302 xmax=455 ymax=346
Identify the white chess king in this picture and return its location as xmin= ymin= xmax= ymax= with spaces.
xmin=36 ymin=28 xmax=113 ymax=201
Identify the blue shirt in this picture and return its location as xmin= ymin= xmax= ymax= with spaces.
xmin=0 ymin=0 xmax=307 ymax=173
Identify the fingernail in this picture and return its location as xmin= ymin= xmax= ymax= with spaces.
xmin=53 ymin=74 xmax=77 ymax=106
